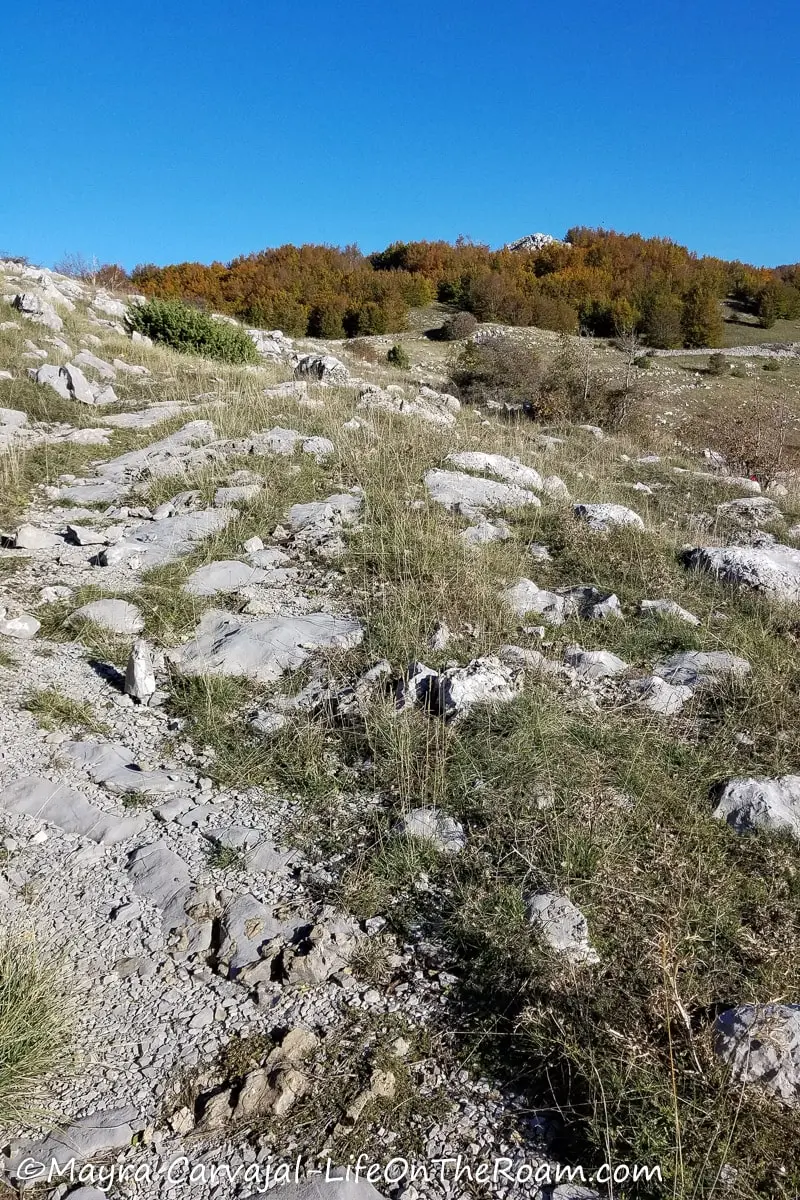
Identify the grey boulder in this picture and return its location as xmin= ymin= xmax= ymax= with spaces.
xmin=125 ymin=639 xmax=157 ymax=702
xmin=183 ymin=560 xmax=272 ymax=596
xmin=394 ymin=807 xmax=466 ymax=854
xmin=445 ymin=451 xmax=543 ymax=492
xmin=712 ymin=775 xmax=800 ymax=839
xmin=526 ymin=893 xmax=599 ymax=965
xmin=563 ymin=645 xmax=629 ymax=680
xmin=639 ymin=598 xmax=700 ymax=626
xmin=32 ymin=362 xmax=95 ymax=404
xmin=100 ymin=508 xmax=235 ymax=568
xmin=714 ymin=1004 xmax=800 ymax=1106
xmin=574 ymin=502 xmax=644 ymax=532
xmin=61 ymin=740 xmax=193 ymax=796
xmin=13 ymin=523 xmax=61 ymax=550
xmin=170 ymin=609 xmax=364 ymax=683
xmin=425 ymin=468 xmax=540 ymax=519
xmin=427 ymin=656 xmax=522 ymax=718
xmin=294 ymin=353 xmax=350 ymax=384
xmin=70 ymin=598 xmax=144 ymax=635
xmin=681 ymin=543 xmax=800 ymax=602
xmin=0 ymin=608 xmax=41 ymax=639
xmin=12 ymin=291 xmax=63 ymax=331
xmin=627 ymin=675 xmax=694 ymax=715
xmin=7 ymin=1106 xmax=140 ymax=1179
xmin=653 ymin=650 xmax=750 ymax=689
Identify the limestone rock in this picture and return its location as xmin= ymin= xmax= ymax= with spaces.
xmin=73 ymin=349 xmax=117 ymax=379
xmin=124 ymin=639 xmax=157 ymax=702
xmin=268 ymin=1179 xmax=388 ymax=1200
xmin=681 ymin=543 xmax=800 ymax=602
xmin=247 ymin=328 xmax=294 ymax=359
xmin=7 ymin=1106 xmax=140 ymax=1179
xmin=12 ymin=291 xmax=63 ymax=332
xmin=653 ymin=650 xmax=750 ymax=689
xmin=459 ymin=518 xmax=512 ymax=546
xmin=563 ymin=645 xmax=628 ymax=680
xmin=358 ymin=385 xmax=457 ymax=426
xmin=13 ymin=523 xmax=61 ymax=550
xmin=639 ymin=598 xmax=700 ymax=626
xmin=526 ymin=892 xmax=598 ymax=965
xmin=183 ymin=560 xmax=271 ymax=596
xmin=445 ymin=451 xmax=543 ymax=492
xmin=627 ymin=675 xmax=693 ymax=715
xmin=100 ymin=508 xmax=235 ymax=568
xmin=32 ymin=362 xmax=95 ymax=404
xmin=427 ymin=656 xmax=522 ymax=718
xmin=716 ymin=495 xmax=781 ymax=527
xmin=61 ymin=740 xmax=192 ymax=796
xmin=70 ymin=598 xmax=144 ymax=635
xmin=425 ymin=469 xmax=540 ymax=519
xmin=171 ymin=610 xmax=363 ymax=684
xmin=0 ymin=608 xmax=41 ymax=639
xmin=503 ymin=581 xmax=621 ymax=625
xmin=0 ymin=776 xmax=144 ymax=844
xmin=574 ymin=502 xmax=644 ymax=532
xmin=714 ymin=1004 xmax=800 ymax=1105
xmin=711 ymin=775 xmax=800 ymax=839
xmin=218 ymin=894 xmax=297 ymax=977
xmin=393 ymin=807 xmax=466 ymax=854
xmin=294 ymin=353 xmax=349 ymax=384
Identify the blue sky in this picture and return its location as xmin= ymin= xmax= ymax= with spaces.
xmin=4 ymin=0 xmax=799 ymax=269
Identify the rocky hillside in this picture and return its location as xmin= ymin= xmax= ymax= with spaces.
xmin=1 ymin=261 xmax=800 ymax=1200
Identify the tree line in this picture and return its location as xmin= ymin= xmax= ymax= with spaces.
xmin=69 ymin=229 xmax=800 ymax=349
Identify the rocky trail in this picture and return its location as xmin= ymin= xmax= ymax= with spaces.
xmin=1 ymin=262 xmax=800 ymax=1199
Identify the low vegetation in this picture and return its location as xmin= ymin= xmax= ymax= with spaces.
xmin=451 ymin=331 xmax=640 ymax=429
xmin=0 ymin=934 xmax=70 ymax=1125
xmin=125 ymin=298 xmax=259 ymax=364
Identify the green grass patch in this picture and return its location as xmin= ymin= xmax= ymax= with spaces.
xmin=0 ymin=934 xmax=71 ymax=1126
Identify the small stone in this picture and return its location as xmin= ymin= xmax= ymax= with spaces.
xmin=125 ymin=639 xmax=157 ymax=703
xmin=394 ymin=807 xmax=466 ymax=854
xmin=526 ymin=892 xmax=599 ymax=965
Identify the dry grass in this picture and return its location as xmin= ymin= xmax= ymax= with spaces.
xmin=5 ymin=287 xmax=800 ymax=1189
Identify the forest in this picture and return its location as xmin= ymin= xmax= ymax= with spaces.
xmin=91 ymin=228 xmax=800 ymax=349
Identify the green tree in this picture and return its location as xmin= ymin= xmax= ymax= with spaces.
xmin=640 ymin=289 xmax=683 ymax=348
xmin=681 ymin=286 xmax=724 ymax=348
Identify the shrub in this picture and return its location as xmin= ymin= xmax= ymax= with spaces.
xmin=439 ymin=311 xmax=478 ymax=341
xmin=763 ymin=358 xmax=781 ymax=372
xmin=348 ymin=339 xmax=379 ymax=364
xmin=450 ymin=336 xmax=543 ymax=412
xmin=695 ymin=390 xmax=791 ymax=487
xmin=731 ymin=363 xmax=747 ymax=378
xmin=126 ymin=298 xmax=259 ymax=364
xmin=707 ymin=352 xmax=728 ymax=375
xmin=635 ymin=354 xmax=653 ymax=369
xmin=387 ymin=344 xmax=410 ymax=369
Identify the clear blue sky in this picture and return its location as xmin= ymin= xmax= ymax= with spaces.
xmin=4 ymin=0 xmax=798 ymax=269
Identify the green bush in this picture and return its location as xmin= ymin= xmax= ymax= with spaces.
xmin=762 ymin=358 xmax=781 ymax=372
xmin=707 ymin=352 xmax=728 ymax=375
xmin=387 ymin=344 xmax=410 ymax=369
xmin=126 ymin=298 xmax=259 ymax=364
